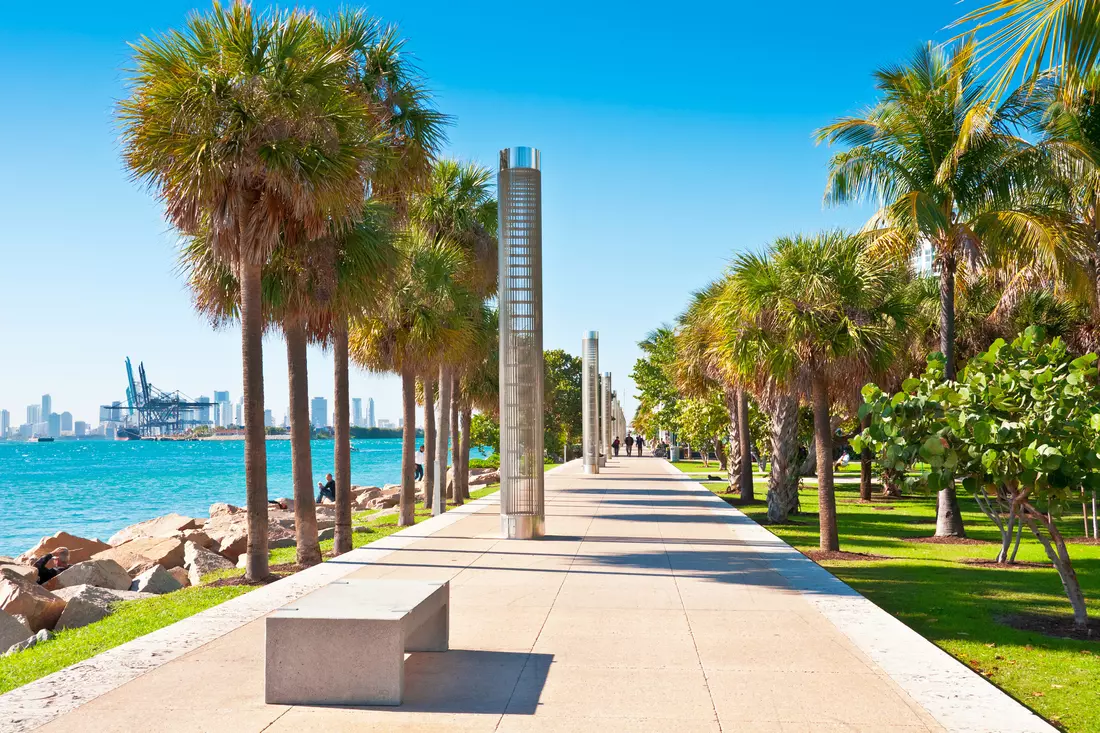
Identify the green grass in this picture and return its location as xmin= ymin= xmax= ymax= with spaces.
xmin=0 ymin=482 xmax=507 ymax=696
xmin=679 ymin=465 xmax=1100 ymax=732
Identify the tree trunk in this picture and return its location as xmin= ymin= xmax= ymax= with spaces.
xmin=726 ymin=389 xmax=743 ymax=494
xmin=800 ymin=430 xmax=817 ymax=476
xmin=859 ymin=413 xmax=873 ymax=502
xmin=332 ymin=321 xmax=352 ymax=556
xmin=940 ymin=250 xmax=957 ymax=380
xmin=424 ymin=379 xmax=436 ymax=511
xmin=239 ymin=261 xmax=269 ymax=581
xmin=738 ymin=389 xmax=753 ymax=501
xmin=811 ymin=368 xmax=839 ymax=551
xmin=714 ymin=439 xmax=728 ymax=471
xmin=765 ymin=388 xmax=800 ymax=523
xmin=285 ymin=319 xmax=321 ymax=566
xmin=400 ymin=366 xmax=417 ymax=526
xmin=451 ymin=374 xmax=464 ymax=502
xmin=935 ymin=485 xmax=967 ymax=538
xmin=460 ymin=408 xmax=472 ymax=501
xmin=435 ymin=366 xmax=451 ymax=514
xmin=1023 ymin=506 xmax=1089 ymax=627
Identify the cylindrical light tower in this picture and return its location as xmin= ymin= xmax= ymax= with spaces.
xmin=582 ymin=331 xmax=600 ymax=474
xmin=602 ymin=372 xmax=613 ymax=463
xmin=498 ymin=146 xmax=545 ymax=539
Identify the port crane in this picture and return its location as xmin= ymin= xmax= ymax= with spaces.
xmin=100 ymin=358 xmax=207 ymax=437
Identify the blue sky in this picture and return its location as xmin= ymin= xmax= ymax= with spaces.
xmin=0 ymin=0 xmax=965 ymax=429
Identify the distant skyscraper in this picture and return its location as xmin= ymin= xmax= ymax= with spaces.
xmin=27 ymin=404 xmax=40 ymax=426
xmin=352 ymin=398 xmax=362 ymax=427
xmin=264 ymin=409 xmax=274 ymax=428
xmin=196 ymin=396 xmax=212 ymax=425
xmin=0 ymin=410 xmax=9 ymax=438
xmin=60 ymin=412 xmax=73 ymax=433
xmin=213 ymin=391 xmax=231 ymax=427
xmin=41 ymin=395 xmax=51 ymax=421
xmin=368 ymin=398 xmax=376 ymax=428
xmin=74 ymin=421 xmax=88 ymax=437
xmin=398 ymin=417 xmax=404 ymax=429
xmin=311 ymin=397 xmax=328 ymax=429
xmin=235 ymin=401 xmax=244 ymax=427
xmin=47 ymin=413 xmax=61 ymax=438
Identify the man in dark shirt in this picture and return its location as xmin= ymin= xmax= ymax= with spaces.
xmin=34 ymin=547 xmax=70 ymax=585
xmin=316 ymin=473 xmax=337 ymax=503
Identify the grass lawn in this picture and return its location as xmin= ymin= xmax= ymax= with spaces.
xmin=0 ymin=483 xmax=503 ymax=695
xmin=676 ymin=464 xmax=1100 ymax=733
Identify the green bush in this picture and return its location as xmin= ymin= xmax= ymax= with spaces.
xmin=468 ymin=455 xmax=499 ymax=469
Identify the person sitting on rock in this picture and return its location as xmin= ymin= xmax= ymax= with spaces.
xmin=316 ymin=473 xmax=336 ymax=504
xmin=33 ymin=547 xmax=69 ymax=585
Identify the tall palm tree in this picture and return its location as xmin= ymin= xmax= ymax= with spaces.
xmin=120 ymin=5 xmax=375 ymax=580
xmin=454 ymin=305 xmax=499 ymax=503
xmin=349 ymin=228 xmax=475 ymax=525
xmin=715 ymin=231 xmax=914 ymax=550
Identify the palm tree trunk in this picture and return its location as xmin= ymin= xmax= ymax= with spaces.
xmin=940 ymin=250 xmax=957 ymax=380
xmin=726 ymin=389 xmax=743 ymax=494
xmin=285 ymin=319 xmax=321 ymax=566
xmin=738 ymin=389 xmax=753 ymax=501
xmin=859 ymin=413 xmax=873 ymax=502
xmin=240 ymin=261 xmax=269 ymax=581
xmin=459 ymin=408 xmax=472 ymax=501
xmin=332 ymin=320 xmax=352 ymax=555
xmin=765 ymin=388 xmax=800 ymax=523
xmin=811 ymin=367 xmax=839 ymax=552
xmin=435 ymin=366 xmax=451 ymax=515
xmin=451 ymin=374 xmax=463 ymax=501
xmin=400 ymin=366 xmax=417 ymax=526
xmin=714 ymin=439 xmax=728 ymax=471
xmin=424 ymin=378 xmax=436 ymax=511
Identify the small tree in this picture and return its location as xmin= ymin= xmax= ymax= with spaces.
xmin=676 ymin=394 xmax=729 ymax=467
xmin=470 ymin=412 xmax=501 ymax=456
xmin=856 ymin=327 xmax=1100 ymax=627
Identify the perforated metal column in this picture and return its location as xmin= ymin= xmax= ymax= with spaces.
xmin=582 ymin=332 xmax=600 ymax=474
xmin=602 ymin=372 xmax=612 ymax=463
xmin=498 ymin=147 xmax=545 ymax=539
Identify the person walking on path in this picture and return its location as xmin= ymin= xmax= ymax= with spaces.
xmin=414 ymin=445 xmax=426 ymax=481
xmin=316 ymin=473 xmax=336 ymax=504
xmin=625 ymin=434 xmax=635 ymax=456
xmin=635 ymin=435 xmax=645 ymax=456
xmin=612 ymin=437 xmax=621 ymax=457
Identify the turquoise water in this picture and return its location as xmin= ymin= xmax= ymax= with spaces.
xmin=0 ymin=438 xmax=473 ymax=557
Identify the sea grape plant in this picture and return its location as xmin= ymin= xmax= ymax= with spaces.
xmin=853 ymin=327 xmax=1100 ymax=627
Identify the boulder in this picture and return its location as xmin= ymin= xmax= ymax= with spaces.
xmin=269 ymin=525 xmax=296 ymax=549
xmin=183 ymin=541 xmax=235 ymax=586
xmin=167 ymin=567 xmax=191 ymax=588
xmin=108 ymin=513 xmax=199 ymax=546
xmin=17 ymin=531 xmax=111 ymax=565
xmin=92 ymin=536 xmax=186 ymax=571
xmin=202 ymin=518 xmax=248 ymax=561
xmin=181 ymin=529 xmax=215 ymax=549
xmin=53 ymin=585 xmax=153 ymax=631
xmin=209 ymin=503 xmax=243 ymax=518
xmin=351 ymin=486 xmax=382 ymax=501
xmin=1 ymin=564 xmax=38 ymax=580
xmin=46 ymin=559 xmax=132 ymax=592
xmin=5 ymin=628 xmax=52 ymax=656
xmin=0 ymin=570 xmax=66 ymax=632
xmin=130 ymin=565 xmax=182 ymax=595
xmin=0 ymin=610 xmax=31 ymax=652
xmin=317 ymin=526 xmax=368 ymax=542
xmin=470 ymin=469 xmax=501 ymax=486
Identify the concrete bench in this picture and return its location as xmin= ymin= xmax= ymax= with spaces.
xmin=265 ymin=579 xmax=449 ymax=706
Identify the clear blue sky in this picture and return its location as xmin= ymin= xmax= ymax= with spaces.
xmin=0 ymin=0 xmax=964 ymax=428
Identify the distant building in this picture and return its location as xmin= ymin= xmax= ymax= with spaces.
xmin=74 ymin=421 xmax=88 ymax=437
xmin=47 ymin=412 xmax=61 ymax=438
xmin=18 ymin=424 xmax=32 ymax=438
xmin=352 ymin=398 xmax=362 ymax=427
xmin=311 ymin=397 xmax=328 ymax=429
xmin=398 ymin=418 xmax=404 ymax=429
xmin=282 ymin=413 xmax=290 ymax=429
xmin=912 ymin=240 xmax=935 ymax=276
xmin=60 ymin=412 xmax=73 ymax=434
xmin=214 ymin=391 xmax=231 ymax=427
xmin=0 ymin=410 xmax=8 ymax=438
xmin=368 ymin=398 xmax=376 ymax=428
xmin=41 ymin=395 xmax=51 ymax=421
xmin=27 ymin=404 xmax=40 ymax=426
xmin=196 ymin=396 xmax=212 ymax=425
xmin=264 ymin=409 xmax=274 ymax=428
xmin=235 ymin=401 xmax=244 ymax=427
xmin=377 ymin=418 xmax=394 ymax=429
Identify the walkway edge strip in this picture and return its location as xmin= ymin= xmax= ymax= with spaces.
xmin=0 ymin=468 xmax=570 ymax=733
xmin=661 ymin=460 xmax=1056 ymax=733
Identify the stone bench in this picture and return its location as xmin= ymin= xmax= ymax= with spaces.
xmin=265 ymin=579 xmax=449 ymax=706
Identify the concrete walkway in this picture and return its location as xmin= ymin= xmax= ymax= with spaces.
xmin=2 ymin=457 xmax=1054 ymax=732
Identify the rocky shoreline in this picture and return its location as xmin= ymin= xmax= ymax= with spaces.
xmin=0 ymin=469 xmax=501 ymax=657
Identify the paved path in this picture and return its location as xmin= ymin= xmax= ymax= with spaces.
xmin=3 ymin=457 xmax=1054 ymax=732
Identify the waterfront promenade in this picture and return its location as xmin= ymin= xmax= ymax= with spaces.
xmin=1 ymin=458 xmax=1054 ymax=732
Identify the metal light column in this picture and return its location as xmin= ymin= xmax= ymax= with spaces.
xmin=602 ymin=373 xmax=612 ymax=463
xmin=498 ymin=147 xmax=545 ymax=540
xmin=582 ymin=332 xmax=600 ymax=474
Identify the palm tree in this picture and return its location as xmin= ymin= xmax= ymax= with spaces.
xmin=120 ymin=5 xmax=375 ymax=580
xmin=715 ymin=231 xmax=914 ymax=550
xmin=454 ymin=306 xmax=500 ymax=503
xmin=350 ymin=228 xmax=475 ymax=525
xmin=816 ymin=39 xmax=1078 ymax=536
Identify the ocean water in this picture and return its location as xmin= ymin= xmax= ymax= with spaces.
xmin=0 ymin=438 xmax=479 ymax=557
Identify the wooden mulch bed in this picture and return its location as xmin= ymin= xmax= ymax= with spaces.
xmin=902 ymin=536 xmax=992 ymax=545
xmin=801 ymin=550 xmax=892 ymax=562
xmin=998 ymin=613 xmax=1100 ymax=642
xmin=958 ymin=558 xmax=1051 ymax=569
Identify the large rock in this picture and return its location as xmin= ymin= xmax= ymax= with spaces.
xmin=202 ymin=517 xmax=249 ymax=561
xmin=53 ymin=585 xmax=153 ymax=631
xmin=46 ymin=559 xmax=133 ymax=592
xmin=92 ymin=536 xmax=186 ymax=570
xmin=1 ymin=564 xmax=38 ymax=580
xmin=183 ymin=541 xmax=235 ymax=586
xmin=0 ymin=610 xmax=31 ymax=652
xmin=17 ymin=531 xmax=111 ymax=565
xmin=351 ymin=486 xmax=382 ymax=500
xmin=209 ymin=503 xmax=243 ymax=518
xmin=271 ymin=497 xmax=294 ymax=512
xmin=0 ymin=570 xmax=66 ymax=632
xmin=469 ymin=469 xmax=501 ymax=486
xmin=108 ymin=513 xmax=199 ymax=546
xmin=5 ymin=629 xmax=52 ymax=656
xmin=130 ymin=565 xmax=182 ymax=595
xmin=167 ymin=567 xmax=191 ymax=588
